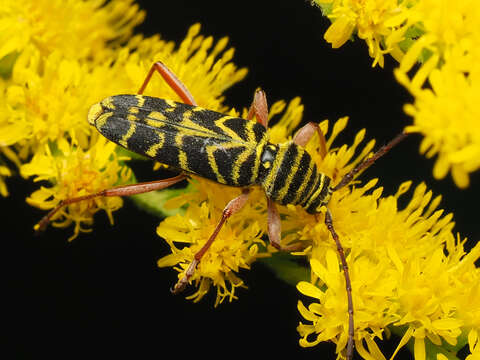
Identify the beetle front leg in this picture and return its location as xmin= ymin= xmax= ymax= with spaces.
xmin=246 ymin=89 xmax=269 ymax=128
xmin=171 ymin=188 xmax=251 ymax=294
xmin=293 ymin=122 xmax=327 ymax=158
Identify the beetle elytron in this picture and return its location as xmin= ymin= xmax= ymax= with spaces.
xmin=37 ymin=61 xmax=407 ymax=360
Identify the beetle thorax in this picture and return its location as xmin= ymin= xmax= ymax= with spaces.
xmin=258 ymin=141 xmax=332 ymax=213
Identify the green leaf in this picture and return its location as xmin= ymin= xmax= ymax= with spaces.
xmin=398 ymin=25 xmax=433 ymax=64
xmin=130 ymin=182 xmax=195 ymax=218
xmin=260 ymin=252 xmax=310 ymax=287
xmin=0 ymin=52 xmax=19 ymax=79
xmin=115 ymin=146 xmax=150 ymax=160
xmin=404 ymin=24 xmax=425 ymax=39
xmin=117 ymin=154 xmax=195 ymax=218
xmin=312 ymin=1 xmax=333 ymax=16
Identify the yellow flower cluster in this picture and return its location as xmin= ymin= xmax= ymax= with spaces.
xmin=0 ymin=0 xmax=144 ymax=209
xmin=154 ymin=92 xmax=479 ymax=359
xmin=395 ymin=2 xmax=480 ymax=188
xmin=156 ymin=182 xmax=268 ymax=306
xmin=0 ymin=0 xmax=145 ymax=62
xmin=0 ymin=0 xmax=246 ymax=238
xmin=266 ymin=113 xmax=479 ymax=360
xmin=309 ymin=6 xmax=480 ymax=355
xmin=3 ymin=3 xmax=478 ymax=360
xmin=22 ymin=137 xmax=131 ymax=241
xmin=156 ymin=99 xmax=305 ymax=305
xmin=313 ymin=0 xmax=480 ymax=187
xmin=296 ymin=178 xmax=480 ymax=360
xmin=315 ymin=0 xmax=412 ymax=67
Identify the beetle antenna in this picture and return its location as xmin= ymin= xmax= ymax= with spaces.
xmin=322 ymin=131 xmax=408 ymax=360
xmin=333 ymin=132 xmax=408 ymax=192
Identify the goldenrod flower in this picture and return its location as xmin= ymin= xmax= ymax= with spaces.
xmin=156 ymin=98 xmax=305 ymax=304
xmin=0 ymin=0 xmax=145 ymax=199
xmin=395 ymin=2 xmax=480 ymax=188
xmin=0 ymin=164 xmax=11 ymax=196
xmin=3 ymin=3 xmax=478 ymax=360
xmin=125 ymin=23 xmax=248 ymax=113
xmin=313 ymin=0 xmax=480 ymax=186
xmin=21 ymin=136 xmax=131 ymax=240
xmin=315 ymin=0 xmax=411 ymax=67
xmin=467 ymin=327 xmax=480 ymax=360
xmin=157 ymin=181 xmax=268 ymax=306
xmin=155 ymin=100 xmax=477 ymax=360
xmin=0 ymin=0 xmax=145 ymax=61
xmin=0 ymin=0 xmax=246 ymax=229
xmin=0 ymin=145 xmax=20 ymax=197
xmin=296 ymin=175 xmax=479 ymax=360
xmin=260 ymin=104 xmax=478 ymax=360
xmin=1 ymin=23 xmax=247 ymax=159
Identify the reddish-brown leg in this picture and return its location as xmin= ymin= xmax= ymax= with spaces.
xmin=138 ymin=61 xmax=197 ymax=106
xmin=292 ymin=122 xmax=328 ymax=159
xmin=247 ymin=90 xmax=302 ymax=251
xmin=247 ymin=90 xmax=307 ymax=252
xmin=37 ymin=62 xmax=199 ymax=233
xmin=267 ymin=199 xmax=304 ymax=252
xmin=246 ymin=89 xmax=269 ymax=127
xmin=171 ymin=189 xmax=251 ymax=294
xmin=35 ymin=174 xmax=187 ymax=233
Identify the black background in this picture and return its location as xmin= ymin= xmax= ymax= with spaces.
xmin=6 ymin=0 xmax=478 ymax=359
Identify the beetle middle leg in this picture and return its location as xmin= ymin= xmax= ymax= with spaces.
xmin=171 ymin=188 xmax=251 ymax=294
xmin=267 ymin=199 xmax=304 ymax=252
xmin=136 ymin=62 xmax=257 ymax=293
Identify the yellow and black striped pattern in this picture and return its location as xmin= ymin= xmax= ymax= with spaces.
xmin=88 ymin=95 xmax=268 ymax=187
xmin=260 ymin=142 xmax=332 ymax=214
xmin=88 ymin=94 xmax=332 ymax=214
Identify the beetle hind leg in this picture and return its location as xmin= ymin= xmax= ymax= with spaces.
xmin=35 ymin=174 xmax=188 ymax=234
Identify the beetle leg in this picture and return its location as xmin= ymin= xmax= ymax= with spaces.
xmin=138 ymin=61 xmax=197 ymax=106
xmin=267 ymin=198 xmax=304 ymax=251
xmin=293 ymin=122 xmax=327 ymax=159
xmin=35 ymin=174 xmax=188 ymax=234
xmin=246 ymin=89 xmax=269 ymax=128
xmin=171 ymin=188 xmax=251 ymax=294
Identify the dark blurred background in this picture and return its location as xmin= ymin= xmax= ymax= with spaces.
xmin=6 ymin=0 xmax=477 ymax=359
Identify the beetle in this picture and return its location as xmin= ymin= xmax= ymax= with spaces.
xmin=36 ymin=61 xmax=407 ymax=360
